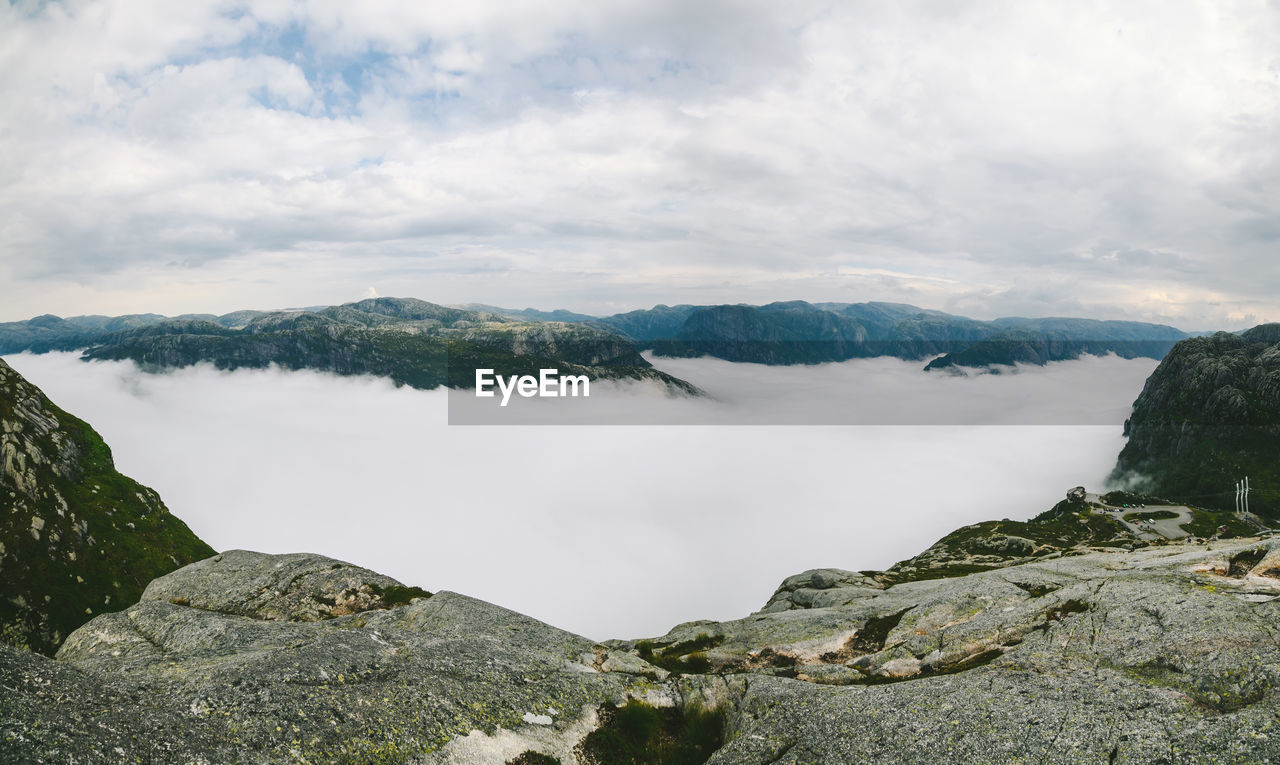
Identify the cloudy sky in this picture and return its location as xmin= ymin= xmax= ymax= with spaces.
xmin=1 ymin=1 xmax=1277 ymax=327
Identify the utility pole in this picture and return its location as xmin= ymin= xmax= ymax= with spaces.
xmin=1237 ymin=477 xmax=1253 ymax=516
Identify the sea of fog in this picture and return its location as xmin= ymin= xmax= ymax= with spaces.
xmin=4 ymin=351 xmax=1157 ymax=641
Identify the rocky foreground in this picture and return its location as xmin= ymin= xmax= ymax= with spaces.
xmin=7 ymin=535 xmax=1280 ymax=763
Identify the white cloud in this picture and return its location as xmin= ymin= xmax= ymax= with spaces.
xmin=5 ymin=351 xmax=1146 ymax=639
xmin=0 ymin=1 xmax=1277 ymax=326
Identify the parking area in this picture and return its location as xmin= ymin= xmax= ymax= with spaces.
xmin=1086 ymin=493 xmax=1193 ymax=540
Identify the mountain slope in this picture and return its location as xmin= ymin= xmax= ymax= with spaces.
xmin=1112 ymin=324 xmax=1280 ymax=515
xmin=0 ymin=359 xmax=214 ymax=655
xmin=925 ymin=318 xmax=1188 ymax=371
xmin=650 ymin=301 xmax=871 ymax=364
xmin=596 ymin=304 xmax=701 ymax=341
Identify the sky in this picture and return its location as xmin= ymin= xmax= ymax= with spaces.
xmin=5 ymin=351 xmax=1146 ymax=639
xmin=1 ymin=1 xmax=1278 ymax=327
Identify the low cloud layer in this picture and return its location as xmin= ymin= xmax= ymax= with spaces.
xmin=1 ymin=2 xmax=1278 ymax=327
xmin=452 ymin=352 xmax=1160 ymax=425
xmin=8 ymin=352 xmax=1144 ymax=639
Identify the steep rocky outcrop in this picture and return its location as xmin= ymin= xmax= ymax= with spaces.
xmin=0 ymin=359 xmax=214 ymax=655
xmin=1113 ymin=325 xmax=1280 ymax=515
xmin=620 ymin=536 xmax=1280 ymax=763
xmin=3 ymin=550 xmax=686 ymax=764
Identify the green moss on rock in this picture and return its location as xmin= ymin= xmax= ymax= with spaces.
xmin=575 ymin=699 xmax=724 ymax=765
xmin=0 ymin=359 xmax=214 ymax=655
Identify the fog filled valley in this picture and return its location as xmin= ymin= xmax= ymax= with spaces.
xmin=3 ymin=351 xmax=1155 ymax=640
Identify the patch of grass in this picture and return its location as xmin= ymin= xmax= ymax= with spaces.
xmin=880 ymin=501 xmax=1134 ymax=585
xmin=1043 ymin=599 xmax=1090 ymax=624
xmin=635 ymin=633 xmax=723 ymax=674
xmin=367 ymin=583 xmax=432 ymax=607
xmin=1009 ymin=581 xmax=1061 ymax=597
xmin=1180 ymin=508 xmax=1263 ymax=539
xmin=1229 ymin=548 xmax=1267 ymax=577
xmin=576 ymin=699 xmax=724 ymax=765
xmin=1123 ymin=510 xmax=1179 ymax=522
xmin=848 ymin=608 xmax=911 ymax=654
xmin=507 ymin=752 xmax=561 ymax=765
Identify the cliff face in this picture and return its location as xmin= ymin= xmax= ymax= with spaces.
xmin=1112 ymin=324 xmax=1280 ymax=514
xmin=0 ymin=359 xmax=214 ymax=655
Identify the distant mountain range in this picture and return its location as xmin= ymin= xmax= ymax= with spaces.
xmin=0 ymin=298 xmax=698 ymax=393
xmin=590 ymin=301 xmax=1189 ymax=367
xmin=0 ymin=298 xmax=1193 ymax=380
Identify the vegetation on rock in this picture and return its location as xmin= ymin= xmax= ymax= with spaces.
xmin=1113 ymin=325 xmax=1280 ymax=516
xmin=576 ymin=699 xmax=724 ymax=765
xmin=0 ymin=359 xmax=214 ymax=655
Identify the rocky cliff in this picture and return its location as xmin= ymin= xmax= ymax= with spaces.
xmin=3 ymin=550 xmax=709 ymax=764
xmin=0 ymin=359 xmax=214 ymax=655
xmin=1113 ymin=324 xmax=1280 ymax=515
xmin=7 ymin=532 xmax=1280 ymax=763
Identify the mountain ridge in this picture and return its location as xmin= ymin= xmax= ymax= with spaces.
xmin=1 ymin=298 xmax=1196 ymax=373
xmin=1 ymin=298 xmax=700 ymax=396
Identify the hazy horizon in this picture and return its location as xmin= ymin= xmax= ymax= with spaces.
xmin=3 ymin=292 xmax=1248 ymax=334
